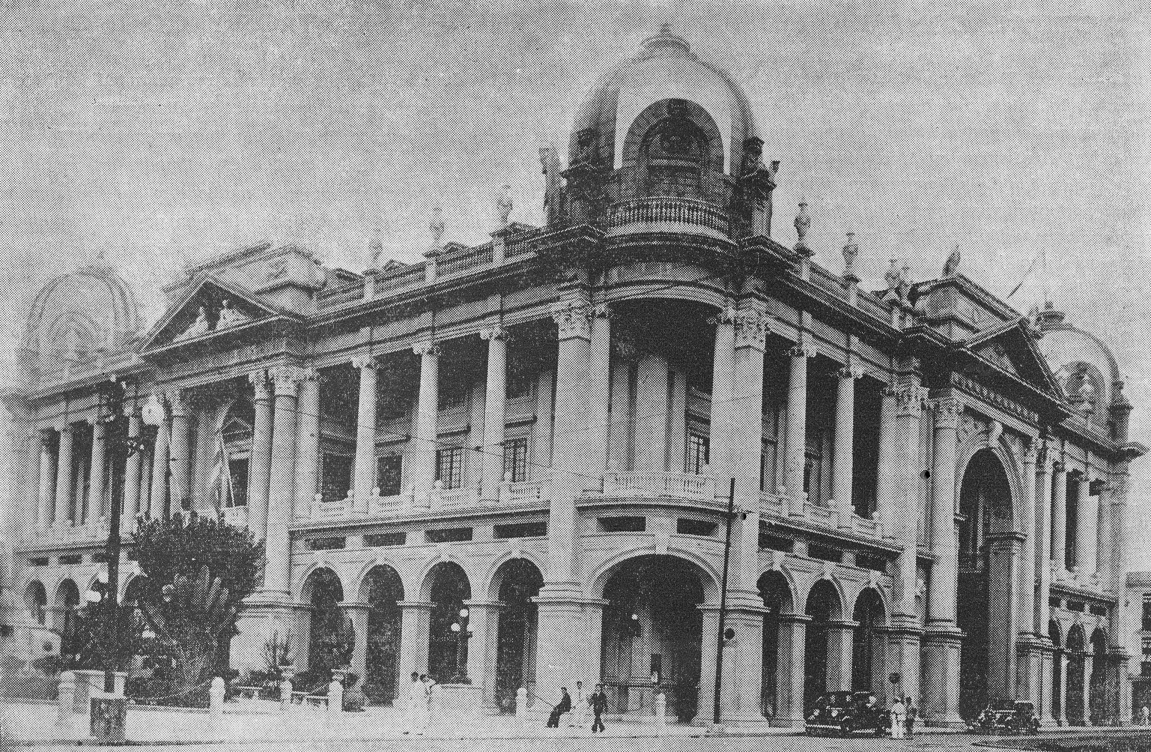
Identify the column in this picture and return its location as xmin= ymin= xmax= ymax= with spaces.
xmin=480 ymin=326 xmax=509 ymax=501
xmin=247 ymin=371 xmax=274 ymax=540
xmin=826 ymin=620 xmax=858 ymax=691
xmin=264 ymin=365 xmax=302 ymax=595
xmin=923 ymin=394 xmax=965 ymax=726
xmin=121 ymin=409 xmax=142 ymax=534
xmin=87 ymin=417 xmax=107 ymax=527
xmin=1076 ymin=472 xmax=1096 ymax=579
xmin=351 ymin=356 xmax=378 ymax=513
xmin=697 ymin=604 xmax=768 ymax=725
xmin=1052 ymin=460 xmax=1067 ymax=573
xmin=1081 ymin=647 xmax=1093 ymax=726
xmin=411 ymin=342 xmax=440 ymax=504
xmin=831 ymin=365 xmax=861 ymax=516
xmin=774 ymin=614 xmax=809 ymax=727
xmin=784 ymin=341 xmax=814 ymax=506
xmin=987 ymin=533 xmax=1022 ymax=700
xmin=1096 ymin=482 xmax=1112 ymax=590
xmin=397 ymin=601 xmax=434 ymax=684
xmin=874 ymin=387 xmax=898 ymax=539
xmin=341 ymin=601 xmax=371 ymax=681
xmin=1058 ymin=651 xmax=1069 ymax=725
xmin=294 ymin=368 xmax=320 ymax=519
xmin=634 ymin=355 xmax=669 ymax=471
xmin=37 ymin=430 xmax=54 ymax=529
xmin=1041 ymin=646 xmax=1055 ymax=726
xmin=149 ymin=408 xmax=170 ymax=519
xmin=1017 ymin=443 xmax=1042 ymax=703
xmin=464 ymin=600 xmax=502 ymax=710
xmin=54 ymin=422 xmax=74 ymax=526
xmin=588 ymin=306 xmax=612 ymax=475
xmin=168 ymin=392 xmax=192 ymax=512
xmin=707 ymin=306 xmax=736 ymax=482
xmin=1035 ymin=446 xmax=1052 ymax=634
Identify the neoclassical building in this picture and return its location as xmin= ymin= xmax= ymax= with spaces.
xmin=1 ymin=27 xmax=1144 ymax=727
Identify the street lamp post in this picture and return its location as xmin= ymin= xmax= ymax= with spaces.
xmin=450 ymin=607 xmax=471 ymax=682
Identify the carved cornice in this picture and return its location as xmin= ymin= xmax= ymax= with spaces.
xmin=950 ymin=372 xmax=1039 ymax=425
xmin=931 ymin=396 xmax=964 ymax=429
xmin=479 ymin=325 xmax=510 ymax=342
xmin=412 ymin=341 xmax=442 ymax=357
xmin=896 ymin=384 xmax=930 ymax=417
xmin=550 ymin=300 xmax=593 ymax=340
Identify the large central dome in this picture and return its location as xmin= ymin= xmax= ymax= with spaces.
xmin=569 ymin=25 xmax=759 ymax=176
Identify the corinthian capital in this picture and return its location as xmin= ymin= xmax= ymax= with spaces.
xmin=270 ymin=365 xmax=306 ymax=396
xmin=895 ymin=384 xmax=930 ymax=417
xmin=249 ymin=370 xmax=272 ymax=401
xmin=479 ymin=325 xmax=510 ymax=342
xmin=1023 ymin=441 xmax=1039 ymax=466
xmin=550 ymin=299 xmax=593 ymax=340
xmin=165 ymin=390 xmax=190 ymax=418
xmin=931 ymin=396 xmax=964 ymax=428
xmin=733 ymin=308 xmax=771 ymax=350
xmin=351 ymin=354 xmax=377 ymax=370
xmin=591 ymin=304 xmax=612 ymax=319
xmin=836 ymin=364 xmax=864 ymax=380
xmin=412 ymin=341 xmax=441 ymax=357
xmin=707 ymin=304 xmax=737 ymax=326
xmin=787 ymin=343 xmax=817 ymax=360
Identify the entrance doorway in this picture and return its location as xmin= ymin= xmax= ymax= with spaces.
xmin=492 ymin=558 xmax=543 ymax=712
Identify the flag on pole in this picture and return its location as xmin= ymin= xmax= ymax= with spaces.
xmin=206 ymin=430 xmax=231 ymax=512
xmin=1008 ymin=247 xmax=1047 ymax=300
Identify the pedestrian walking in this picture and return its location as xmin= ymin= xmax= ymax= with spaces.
xmin=569 ymin=681 xmax=587 ymax=728
xmin=890 ymin=698 xmax=906 ymax=739
xmin=403 ymin=672 xmax=422 ymax=735
xmin=904 ymin=697 xmax=917 ymax=738
xmin=589 ymin=683 xmax=608 ymax=733
xmin=416 ymin=674 xmax=435 ymax=735
xmin=547 ymin=687 xmax=572 ymax=728
xmin=1141 ymin=704 xmax=1150 ymax=726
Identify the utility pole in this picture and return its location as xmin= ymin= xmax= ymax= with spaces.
xmin=713 ymin=477 xmax=736 ymax=726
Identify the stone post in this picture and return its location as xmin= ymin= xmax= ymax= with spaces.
xmin=264 ymin=365 xmax=302 ymax=595
xmin=784 ymin=341 xmax=814 ymax=509
xmin=411 ymin=342 xmax=441 ymax=504
xmin=294 ymin=368 xmax=321 ymax=519
xmin=1051 ymin=461 xmax=1067 ymax=573
xmin=248 ymin=371 xmax=274 ymax=540
xmin=280 ymin=678 xmax=293 ymax=711
xmin=87 ymin=417 xmax=106 ymax=526
xmin=480 ymin=326 xmax=509 ymax=501
xmin=832 ymin=365 xmax=862 ymax=517
xmin=875 ymin=386 xmax=898 ymax=540
xmin=1057 ymin=651 xmax=1069 ymax=725
xmin=37 ymin=429 xmax=54 ymax=529
xmin=54 ymin=422 xmax=74 ymax=526
xmin=826 ymin=620 xmax=858 ymax=691
xmin=352 ymin=356 xmax=378 ymax=513
xmin=121 ymin=410 xmax=142 ymax=534
xmin=1076 ymin=472 xmax=1096 ymax=580
xmin=328 ymin=679 xmax=343 ymax=714
xmin=397 ymin=601 xmax=434 ymax=686
xmin=774 ymin=614 xmax=809 ymax=727
xmin=1041 ymin=645 xmax=1056 ymax=726
xmin=209 ymin=676 xmax=225 ymax=722
xmin=516 ymin=687 xmax=528 ymax=724
xmin=168 ymin=391 xmax=192 ymax=512
xmin=57 ymin=670 xmax=76 ymax=730
xmin=656 ymin=692 xmax=667 ymax=733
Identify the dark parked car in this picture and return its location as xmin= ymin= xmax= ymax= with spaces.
xmin=969 ymin=699 xmax=1040 ymax=734
xmin=805 ymin=691 xmax=887 ymax=737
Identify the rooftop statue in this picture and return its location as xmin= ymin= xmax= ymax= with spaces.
xmin=496 ymin=185 xmax=514 ymax=227
xmin=794 ymin=199 xmax=811 ymax=253
xmin=943 ymin=245 xmax=961 ymax=277
xmin=367 ymin=227 xmax=384 ymax=269
xmin=429 ymin=207 xmax=445 ymax=250
xmin=216 ymin=299 xmax=251 ymax=329
xmin=174 ymin=306 xmax=211 ymax=341
xmin=842 ymin=232 xmax=859 ymax=278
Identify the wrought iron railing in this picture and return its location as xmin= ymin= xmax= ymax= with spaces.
xmin=607 ymin=197 xmax=730 ymax=236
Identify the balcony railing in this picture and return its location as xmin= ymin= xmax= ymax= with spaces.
xmin=303 ymin=479 xmax=553 ymax=522
xmin=601 ymin=471 xmax=716 ymax=502
xmin=758 ymin=492 xmax=885 ymax=540
xmin=606 ymin=198 xmax=730 ymax=237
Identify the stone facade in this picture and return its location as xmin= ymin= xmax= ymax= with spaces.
xmin=0 ymin=27 xmax=1145 ymax=727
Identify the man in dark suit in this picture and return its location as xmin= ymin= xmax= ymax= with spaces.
xmin=547 ymin=687 xmax=571 ymax=728
xmin=589 ymin=683 xmax=608 ymax=733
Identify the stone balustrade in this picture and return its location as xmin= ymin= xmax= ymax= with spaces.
xmin=601 ymin=471 xmax=715 ymax=501
xmin=758 ymin=491 xmax=885 ymax=541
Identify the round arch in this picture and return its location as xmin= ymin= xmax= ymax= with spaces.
xmin=852 ymin=588 xmax=888 ymax=698
xmin=954 ymin=430 xmax=1025 ymax=534
xmin=758 ymin=569 xmax=795 ymax=721
xmin=298 ymin=567 xmax=345 ymax=674
xmin=353 ymin=559 xmax=407 ymax=604
xmin=416 ymin=555 xmax=475 ymax=603
xmin=425 ymin=562 xmax=472 ymax=682
xmin=483 ymin=550 xmax=547 ymax=602
xmin=293 ymin=560 xmax=340 ymax=602
xmin=491 ymin=558 xmax=545 ymax=712
xmin=24 ymin=580 xmax=47 ymax=626
xmin=803 ymin=578 xmax=845 ymax=710
xmin=1065 ymin=622 xmax=1088 ymax=725
xmin=589 ymin=548 xmax=721 ymax=603
xmin=359 ymin=564 xmax=405 ymax=705
xmin=621 ymin=98 xmax=727 ymax=185
xmin=800 ymin=577 xmax=847 ymax=621
xmin=1089 ymin=626 xmax=1109 ymax=725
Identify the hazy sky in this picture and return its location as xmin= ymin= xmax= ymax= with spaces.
xmin=2 ymin=1 xmax=1150 ymax=562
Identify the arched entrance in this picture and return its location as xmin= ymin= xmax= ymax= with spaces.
xmin=426 ymin=562 xmax=471 ymax=682
xmin=52 ymin=579 xmax=79 ymax=634
xmin=957 ymin=448 xmax=1015 ymax=717
xmin=1049 ymin=620 xmax=1064 ymax=723
xmin=600 ymin=555 xmax=705 ymax=718
xmin=804 ymin=580 xmax=844 ymax=711
xmin=852 ymin=589 xmax=886 ymax=698
xmin=758 ymin=571 xmax=793 ymax=720
xmin=24 ymin=581 xmax=47 ymax=626
xmin=361 ymin=566 xmax=403 ymax=705
xmin=1065 ymin=624 xmax=1086 ymax=725
xmin=492 ymin=558 xmax=543 ymax=712
xmin=301 ymin=568 xmax=347 ymax=676
xmin=1089 ymin=628 xmax=1108 ymax=725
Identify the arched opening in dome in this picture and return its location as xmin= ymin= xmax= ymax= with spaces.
xmin=621 ymin=98 xmax=725 ymax=204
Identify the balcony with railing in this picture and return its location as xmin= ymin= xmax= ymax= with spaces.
xmin=17 ymin=520 xmax=112 ymax=547
xmin=758 ymin=491 xmax=886 ymax=542
xmin=606 ymin=198 xmax=730 ymax=239
xmin=301 ymin=478 xmax=553 ymax=524
xmin=600 ymin=471 xmax=716 ymax=502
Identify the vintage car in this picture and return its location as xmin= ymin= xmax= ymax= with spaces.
xmin=805 ymin=691 xmax=888 ymax=737
xmin=968 ymin=699 xmax=1040 ymax=734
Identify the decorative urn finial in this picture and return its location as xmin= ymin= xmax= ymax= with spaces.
xmin=429 ymin=207 xmax=445 ymax=250
xmin=842 ymin=232 xmax=858 ymax=278
xmin=496 ymin=185 xmax=514 ymax=228
xmin=794 ymin=199 xmax=811 ymax=253
xmin=884 ymin=257 xmax=901 ymax=294
xmin=367 ymin=227 xmax=383 ymax=269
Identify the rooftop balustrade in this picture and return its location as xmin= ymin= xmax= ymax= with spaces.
xmin=606 ymin=197 xmax=730 ymax=237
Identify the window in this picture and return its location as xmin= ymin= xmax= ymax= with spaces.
xmin=436 ymin=447 xmax=464 ymax=489
xmin=307 ymin=537 xmax=346 ymax=551
xmin=376 ymin=455 xmax=403 ymax=496
xmin=759 ymin=532 xmax=794 ymax=553
xmin=28 ymin=557 xmax=48 ymax=567
xmin=1142 ymin=598 xmax=1151 ymax=632
xmin=321 ymin=453 xmax=354 ymax=501
xmin=426 ymin=527 xmax=473 ymax=543
xmin=808 ymin=544 xmax=841 ymax=563
xmin=494 ymin=522 xmax=547 ymax=539
xmin=226 ymin=457 xmax=249 ymax=507
xmin=685 ymin=433 xmax=709 ymax=474
xmin=364 ymin=532 xmax=406 ymax=547
xmin=59 ymin=554 xmax=82 ymax=566
xmin=676 ymin=518 xmax=717 ymax=537
xmin=599 ymin=516 xmax=646 ymax=533
xmin=856 ymin=553 xmax=888 ymax=573
xmin=1142 ymin=638 xmax=1151 ymax=676
xmin=503 ymin=438 xmax=528 ymax=483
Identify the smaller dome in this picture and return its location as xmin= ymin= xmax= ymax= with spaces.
xmin=569 ymin=25 xmax=759 ymax=176
xmin=22 ymin=255 xmax=142 ymax=371
xmin=1037 ymin=302 xmax=1121 ymax=408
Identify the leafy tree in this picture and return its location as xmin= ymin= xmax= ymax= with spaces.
xmin=59 ymin=588 xmax=144 ymax=672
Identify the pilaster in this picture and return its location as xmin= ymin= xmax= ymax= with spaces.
xmin=479 ymin=327 xmax=509 ymax=501
xmin=696 ymin=601 xmax=769 ymax=726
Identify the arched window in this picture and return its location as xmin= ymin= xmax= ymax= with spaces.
xmin=638 ymin=101 xmax=711 ymax=199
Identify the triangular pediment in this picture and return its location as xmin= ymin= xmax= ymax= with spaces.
xmin=141 ymin=274 xmax=292 ymax=352
xmin=959 ymin=318 xmax=1064 ymax=400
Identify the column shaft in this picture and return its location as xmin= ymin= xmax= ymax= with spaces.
xmin=784 ymin=344 xmax=812 ymax=502
xmin=927 ymin=397 xmax=961 ymax=625
xmin=264 ymin=366 xmax=301 ymax=595
xmin=480 ymin=328 xmax=508 ymax=500
xmin=54 ymin=424 xmax=74 ymax=526
xmin=826 ymin=621 xmax=857 ymax=692
xmin=87 ymin=419 xmax=106 ymax=526
xmin=775 ymin=615 xmax=808 ymax=726
xmin=875 ymin=388 xmax=897 ymax=539
xmin=634 ymin=355 xmax=669 ymax=471
xmin=1076 ymin=474 xmax=1096 ymax=578
xmin=464 ymin=600 xmax=501 ymax=710
xmin=37 ymin=432 xmax=54 ymax=529
xmin=831 ymin=367 xmax=859 ymax=514
xmin=731 ymin=303 xmax=770 ymax=592
xmin=708 ymin=309 xmax=736 ymax=481
xmin=1018 ymin=445 xmax=1038 ymax=637
xmin=294 ymin=370 xmax=321 ymax=518
xmin=892 ymin=384 xmax=927 ymax=617
xmin=168 ymin=394 xmax=192 ymax=512
xmin=1035 ymin=451 xmax=1052 ymax=632
xmin=149 ymin=417 xmax=169 ymax=519
xmin=122 ymin=412 xmax=142 ymax=533
xmin=352 ymin=357 xmax=378 ymax=512
xmin=248 ymin=373 xmax=274 ymax=540
xmin=397 ymin=601 xmax=433 ymax=685
xmin=412 ymin=343 xmax=440 ymax=503
xmin=588 ymin=307 xmax=612 ymax=475
xmin=1051 ymin=462 xmax=1067 ymax=571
